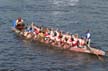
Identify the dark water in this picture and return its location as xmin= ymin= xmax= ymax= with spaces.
xmin=0 ymin=0 xmax=108 ymax=71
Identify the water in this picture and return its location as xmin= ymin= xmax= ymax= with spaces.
xmin=0 ymin=0 xmax=108 ymax=71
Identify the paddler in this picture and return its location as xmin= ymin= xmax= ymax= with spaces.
xmin=16 ymin=17 xmax=24 ymax=25
xmin=15 ymin=17 xmax=25 ymax=31
xmin=72 ymin=34 xmax=79 ymax=47
xmin=85 ymin=30 xmax=91 ymax=47
xmin=34 ymin=25 xmax=40 ymax=35
xmin=23 ymin=23 xmax=34 ymax=39
xmin=78 ymin=37 xmax=86 ymax=48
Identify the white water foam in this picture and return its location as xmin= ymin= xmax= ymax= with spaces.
xmin=51 ymin=0 xmax=79 ymax=6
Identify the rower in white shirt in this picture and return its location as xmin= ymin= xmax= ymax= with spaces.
xmin=86 ymin=30 xmax=91 ymax=47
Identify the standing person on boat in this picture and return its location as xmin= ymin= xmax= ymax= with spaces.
xmin=85 ymin=30 xmax=91 ymax=47
xmin=15 ymin=17 xmax=25 ymax=31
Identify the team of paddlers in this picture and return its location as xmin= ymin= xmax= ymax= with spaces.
xmin=14 ymin=17 xmax=91 ymax=49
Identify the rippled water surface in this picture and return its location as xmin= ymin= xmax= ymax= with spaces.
xmin=0 ymin=0 xmax=108 ymax=71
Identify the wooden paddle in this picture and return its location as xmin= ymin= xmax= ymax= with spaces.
xmin=104 ymin=51 xmax=108 ymax=57
xmin=85 ymin=44 xmax=104 ymax=61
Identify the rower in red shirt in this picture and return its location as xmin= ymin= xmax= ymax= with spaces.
xmin=72 ymin=34 xmax=79 ymax=47
xmin=15 ymin=17 xmax=25 ymax=31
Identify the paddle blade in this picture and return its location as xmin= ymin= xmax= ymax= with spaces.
xmin=96 ymin=55 xmax=104 ymax=62
xmin=12 ymin=20 xmax=16 ymax=28
xmin=105 ymin=51 xmax=108 ymax=56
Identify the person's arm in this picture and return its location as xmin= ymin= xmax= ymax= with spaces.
xmin=16 ymin=20 xmax=18 ymax=24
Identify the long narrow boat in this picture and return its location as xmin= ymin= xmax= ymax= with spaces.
xmin=11 ymin=25 xmax=107 ymax=56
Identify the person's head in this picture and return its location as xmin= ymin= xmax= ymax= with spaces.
xmin=87 ymin=29 xmax=90 ymax=33
xmin=74 ymin=34 xmax=78 ymax=38
xmin=66 ymin=32 xmax=70 ymax=35
xmin=81 ymin=36 xmax=84 ymax=39
xmin=17 ymin=17 xmax=22 ymax=22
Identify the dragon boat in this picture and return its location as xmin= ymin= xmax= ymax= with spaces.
xmin=11 ymin=23 xmax=107 ymax=57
